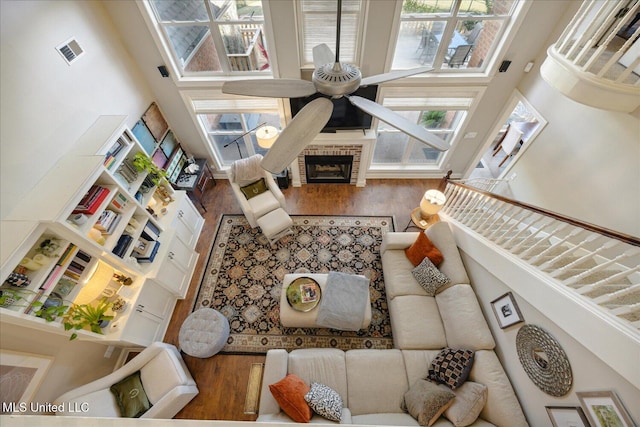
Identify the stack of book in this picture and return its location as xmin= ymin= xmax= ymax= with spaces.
xmin=133 ymin=239 xmax=160 ymax=263
xmin=93 ymin=210 xmax=121 ymax=235
xmin=110 ymin=192 xmax=128 ymax=210
xmin=73 ymin=185 xmax=110 ymax=215
xmin=104 ymin=136 xmax=127 ymax=170
xmin=141 ymin=220 xmax=160 ymax=241
xmin=117 ymin=159 xmax=138 ymax=184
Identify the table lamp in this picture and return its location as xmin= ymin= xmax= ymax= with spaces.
xmin=419 ymin=189 xmax=446 ymax=220
xmin=256 ymin=125 xmax=279 ymax=148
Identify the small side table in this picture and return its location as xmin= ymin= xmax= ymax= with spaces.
xmin=174 ymin=158 xmax=215 ymax=212
xmin=403 ymin=207 xmax=440 ymax=231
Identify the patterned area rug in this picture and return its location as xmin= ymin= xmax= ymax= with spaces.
xmin=193 ymin=214 xmax=395 ymax=353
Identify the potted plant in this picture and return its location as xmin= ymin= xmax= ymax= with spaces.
xmin=63 ymin=298 xmax=114 ymax=340
xmin=421 ymin=110 xmax=446 ymax=128
xmin=0 ymin=288 xmax=70 ymax=320
xmin=132 ymin=152 xmax=168 ymax=186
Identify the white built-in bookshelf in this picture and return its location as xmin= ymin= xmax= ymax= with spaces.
xmin=0 ymin=115 xmax=203 ymax=346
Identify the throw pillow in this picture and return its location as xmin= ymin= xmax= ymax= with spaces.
xmin=268 ymin=374 xmax=313 ymax=423
xmin=405 ymin=232 xmax=444 ymax=267
xmin=427 ymin=348 xmax=475 ymax=390
xmin=401 ymin=379 xmax=455 ymax=426
xmin=304 ymin=382 xmax=343 ymax=422
xmin=444 ymin=382 xmax=488 ymax=427
xmin=240 ymin=178 xmax=268 ymax=200
xmin=109 ymin=371 xmax=152 ymax=418
xmin=412 ymin=257 xmax=451 ymax=296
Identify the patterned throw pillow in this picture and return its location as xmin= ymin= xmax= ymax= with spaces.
xmin=304 ymin=382 xmax=343 ymax=422
xmin=402 ymin=379 xmax=455 ymax=426
xmin=412 ymin=257 xmax=451 ymax=296
xmin=427 ymin=348 xmax=475 ymax=390
xmin=404 ymin=232 xmax=444 ymax=266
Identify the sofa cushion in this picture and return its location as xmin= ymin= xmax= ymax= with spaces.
xmin=352 ymin=413 xmax=420 ymax=426
xmin=389 ymin=296 xmax=447 ymax=349
xmin=345 ymin=349 xmax=409 ymax=416
xmin=436 ymin=285 xmax=496 ymax=350
xmin=109 ymin=371 xmax=152 ymax=418
xmin=287 ymin=349 xmax=348 ymax=407
xmin=268 ymin=374 xmax=313 ymax=423
xmin=425 ymin=223 xmax=470 ymax=285
xmin=382 ymin=250 xmax=429 ymax=299
xmin=247 ymin=191 xmax=281 ymax=218
xmin=405 ymin=232 xmax=444 ymax=267
xmin=402 ymin=379 xmax=455 ymax=426
xmin=428 ymin=348 xmax=475 ymax=390
xmin=412 ymin=257 xmax=451 ymax=296
xmin=468 ymin=351 xmax=528 ymax=427
xmin=140 ymin=347 xmax=190 ymax=405
xmin=444 ymin=381 xmax=487 ymax=427
xmin=304 ymin=382 xmax=343 ymax=422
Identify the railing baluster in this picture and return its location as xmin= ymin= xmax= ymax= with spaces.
xmin=564 ymin=248 xmax=640 ymax=286
xmin=538 ymin=233 xmax=601 ymax=271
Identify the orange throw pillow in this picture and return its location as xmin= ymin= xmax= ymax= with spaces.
xmin=269 ymin=374 xmax=312 ymax=423
xmin=405 ymin=232 xmax=444 ymax=267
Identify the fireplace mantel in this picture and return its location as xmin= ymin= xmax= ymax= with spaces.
xmin=290 ymin=130 xmax=376 ymax=187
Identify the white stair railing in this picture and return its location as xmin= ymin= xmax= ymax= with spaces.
xmin=441 ymin=181 xmax=640 ymax=334
xmin=540 ymin=0 xmax=640 ymax=112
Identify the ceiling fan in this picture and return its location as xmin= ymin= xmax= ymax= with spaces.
xmin=222 ymin=0 xmax=450 ymax=174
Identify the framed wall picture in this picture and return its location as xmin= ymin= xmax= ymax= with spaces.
xmin=490 ymin=291 xmax=524 ymax=328
xmin=0 ymin=350 xmax=54 ymax=413
xmin=141 ymin=102 xmax=169 ymax=142
xmin=132 ymin=120 xmax=157 ymax=155
xmin=546 ymin=406 xmax=589 ymax=427
xmin=577 ymin=391 xmax=635 ymax=427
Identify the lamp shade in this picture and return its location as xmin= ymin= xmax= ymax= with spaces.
xmin=256 ymin=125 xmax=279 ymax=148
xmin=419 ymin=189 xmax=446 ymax=218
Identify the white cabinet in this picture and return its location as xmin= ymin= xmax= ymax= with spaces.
xmin=117 ymin=281 xmax=175 ymax=346
xmin=147 ymin=230 xmax=198 ymax=299
xmin=157 ymin=191 xmax=203 ymax=250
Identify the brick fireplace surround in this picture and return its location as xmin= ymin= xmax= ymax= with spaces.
xmin=290 ymin=130 xmax=376 ymax=187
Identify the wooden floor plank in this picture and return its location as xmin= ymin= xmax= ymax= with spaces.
xmin=165 ymin=178 xmax=436 ymax=420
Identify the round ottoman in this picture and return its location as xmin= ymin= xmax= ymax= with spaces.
xmin=178 ymin=308 xmax=230 ymax=358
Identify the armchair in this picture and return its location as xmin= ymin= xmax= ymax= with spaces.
xmin=227 ymin=154 xmax=287 ymax=228
xmin=54 ymin=342 xmax=198 ymax=419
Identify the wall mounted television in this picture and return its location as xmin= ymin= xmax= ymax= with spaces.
xmin=289 ymin=85 xmax=378 ymax=133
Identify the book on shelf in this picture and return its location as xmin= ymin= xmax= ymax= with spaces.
xmin=134 ymin=240 xmax=160 ymax=263
xmin=104 ymin=137 xmax=127 ymax=169
xmin=40 ymin=265 xmax=65 ymax=291
xmin=93 ymin=210 xmax=122 ymax=235
xmin=110 ymin=192 xmax=128 ymax=210
xmin=141 ymin=220 xmax=160 ymax=241
xmin=73 ymin=186 xmax=110 ymax=215
xmin=112 ymin=234 xmax=133 ymax=258
xmin=23 ymin=289 xmax=45 ymax=315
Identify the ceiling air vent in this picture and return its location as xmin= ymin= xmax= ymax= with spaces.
xmin=56 ymin=38 xmax=84 ymax=65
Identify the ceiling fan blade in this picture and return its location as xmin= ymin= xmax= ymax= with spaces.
xmin=313 ymin=43 xmax=335 ymax=68
xmin=360 ymin=66 xmax=434 ymax=86
xmin=222 ymin=79 xmax=317 ymax=98
xmin=348 ymin=96 xmax=450 ymax=151
xmin=261 ymin=98 xmax=334 ymax=174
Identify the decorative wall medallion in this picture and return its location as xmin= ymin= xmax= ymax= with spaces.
xmin=516 ymin=324 xmax=573 ymax=396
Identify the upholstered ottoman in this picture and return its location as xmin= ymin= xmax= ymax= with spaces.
xmin=256 ymin=207 xmax=294 ymax=246
xmin=179 ymin=308 xmax=230 ymax=358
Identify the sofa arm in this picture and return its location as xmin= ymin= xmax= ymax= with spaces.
xmin=380 ymin=232 xmax=419 ymax=255
xmin=142 ymin=385 xmax=199 ymax=419
xmin=258 ymin=349 xmax=289 ymax=416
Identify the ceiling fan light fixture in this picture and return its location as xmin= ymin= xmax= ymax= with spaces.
xmin=256 ymin=125 xmax=279 ymax=148
xmin=312 ymin=62 xmax=361 ymax=97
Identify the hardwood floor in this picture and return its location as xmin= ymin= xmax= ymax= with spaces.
xmin=164 ymin=178 xmax=438 ymax=420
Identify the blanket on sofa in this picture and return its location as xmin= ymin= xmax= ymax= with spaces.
xmin=230 ymin=154 xmax=264 ymax=186
xmin=317 ymin=272 xmax=369 ymax=331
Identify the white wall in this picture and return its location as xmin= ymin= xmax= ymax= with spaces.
xmin=0 ymin=0 xmax=152 ymax=408
xmin=0 ymin=0 xmax=153 ymax=219
xmin=460 ymin=251 xmax=640 ymax=427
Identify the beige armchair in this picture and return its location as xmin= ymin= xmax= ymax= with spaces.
xmin=227 ymin=154 xmax=287 ymax=228
xmin=54 ymin=342 xmax=198 ymax=419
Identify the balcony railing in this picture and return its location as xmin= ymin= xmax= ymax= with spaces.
xmin=540 ymin=0 xmax=640 ymax=112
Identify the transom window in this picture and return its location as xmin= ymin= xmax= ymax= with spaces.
xmin=393 ymin=0 xmax=517 ymax=71
xmin=298 ymin=0 xmax=363 ymax=66
xmin=147 ymin=0 xmax=270 ymax=76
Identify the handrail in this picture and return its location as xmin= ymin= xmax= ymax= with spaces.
xmin=446 ymin=179 xmax=640 ymax=247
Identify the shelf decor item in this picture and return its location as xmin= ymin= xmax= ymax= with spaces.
xmin=490 ymin=291 xmax=524 ymax=328
xmin=577 ymin=390 xmax=635 ymax=427
xmin=516 ymin=324 xmax=572 ymax=397
xmin=545 ymin=406 xmax=589 ymax=427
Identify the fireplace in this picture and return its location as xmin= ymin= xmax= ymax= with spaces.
xmin=305 ymin=155 xmax=353 ymax=184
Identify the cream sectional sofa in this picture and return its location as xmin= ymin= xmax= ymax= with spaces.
xmin=257 ymin=222 xmax=528 ymax=426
